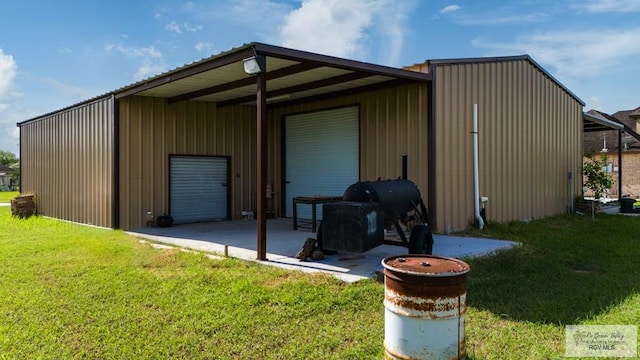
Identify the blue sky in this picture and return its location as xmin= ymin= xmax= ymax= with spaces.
xmin=1 ymin=0 xmax=639 ymax=155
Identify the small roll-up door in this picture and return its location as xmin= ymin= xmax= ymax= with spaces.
xmin=285 ymin=106 xmax=359 ymax=219
xmin=170 ymin=156 xmax=228 ymax=224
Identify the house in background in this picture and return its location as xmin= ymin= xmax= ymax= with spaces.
xmin=18 ymin=42 xmax=585 ymax=259
xmin=584 ymin=107 xmax=640 ymax=153
xmin=584 ymin=107 xmax=640 ymax=198
xmin=0 ymin=164 xmax=16 ymax=191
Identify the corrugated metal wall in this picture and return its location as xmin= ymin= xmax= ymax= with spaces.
xmin=269 ymin=83 xmax=430 ymax=216
xmin=22 ymin=66 xmax=580 ymax=234
xmin=118 ymin=83 xmax=429 ymax=230
xmin=20 ymin=97 xmax=114 ymax=227
xmin=118 ymin=96 xmax=256 ymax=230
xmin=432 ymin=60 xmax=583 ymax=232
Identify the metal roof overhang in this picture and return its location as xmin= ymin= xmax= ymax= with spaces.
xmin=582 ymin=112 xmax=628 ymax=207
xmin=583 ymin=112 xmax=623 ymax=132
xmin=112 ymin=42 xmax=431 ymax=261
xmin=114 ymin=42 xmax=432 ymax=106
xmin=583 ymin=112 xmax=640 ymax=144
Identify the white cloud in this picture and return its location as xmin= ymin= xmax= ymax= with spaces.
xmin=134 ymin=64 xmax=168 ymax=81
xmin=280 ymin=0 xmax=374 ymax=58
xmin=230 ymin=0 xmax=291 ymax=25
xmin=183 ymin=2 xmax=195 ymax=11
xmin=183 ymin=23 xmax=202 ymax=32
xmin=0 ymin=48 xmax=17 ymax=101
xmin=194 ymin=42 xmax=215 ymax=53
xmin=572 ymin=0 xmax=640 ymax=13
xmin=218 ymin=0 xmax=291 ymax=42
xmin=440 ymin=5 xmax=461 ymax=13
xmin=278 ymin=0 xmax=411 ymax=63
xmin=471 ymin=27 xmax=640 ymax=79
xmin=166 ymin=21 xmax=202 ymax=34
xmin=105 ymin=44 xmax=162 ymax=59
xmin=454 ymin=12 xmax=546 ymax=25
xmin=104 ymin=44 xmax=166 ymax=81
xmin=591 ymin=96 xmax=602 ymax=109
xmin=166 ymin=21 xmax=182 ymax=34
xmin=38 ymin=77 xmax=91 ymax=99
xmin=11 ymin=127 xmax=19 ymax=144
xmin=374 ymin=1 xmax=415 ymax=66
xmin=0 ymin=47 xmax=22 ymax=153
xmin=182 ymin=0 xmax=292 ymax=45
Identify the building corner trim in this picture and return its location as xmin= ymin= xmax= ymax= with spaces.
xmin=112 ymin=95 xmax=121 ymax=229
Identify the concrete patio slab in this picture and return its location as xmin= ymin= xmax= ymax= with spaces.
xmin=127 ymin=218 xmax=517 ymax=282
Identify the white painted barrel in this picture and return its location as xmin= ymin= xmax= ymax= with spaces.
xmin=382 ymin=255 xmax=470 ymax=360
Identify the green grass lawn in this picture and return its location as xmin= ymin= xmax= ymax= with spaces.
xmin=1 ymin=208 xmax=639 ymax=359
xmin=0 ymin=191 xmax=19 ymax=202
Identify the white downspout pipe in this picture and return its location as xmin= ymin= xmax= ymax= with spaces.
xmin=473 ymin=104 xmax=484 ymax=229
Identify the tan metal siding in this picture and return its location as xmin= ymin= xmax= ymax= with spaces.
xmin=119 ymin=83 xmax=428 ymax=230
xmin=217 ymin=104 xmax=257 ymax=217
xmin=118 ymin=96 xmax=256 ymax=230
xmin=433 ymin=60 xmax=583 ymax=232
xmin=20 ymin=97 xmax=114 ymax=227
xmin=269 ymin=83 xmax=429 ymax=215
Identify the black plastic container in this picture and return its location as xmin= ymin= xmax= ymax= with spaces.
xmin=620 ymin=197 xmax=636 ymax=213
xmin=156 ymin=215 xmax=174 ymax=227
xmin=321 ymin=201 xmax=384 ymax=253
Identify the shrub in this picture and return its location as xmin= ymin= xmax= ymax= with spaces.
xmin=580 ymin=155 xmax=613 ymax=200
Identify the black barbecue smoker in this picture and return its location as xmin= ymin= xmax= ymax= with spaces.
xmin=319 ymin=179 xmax=433 ymax=254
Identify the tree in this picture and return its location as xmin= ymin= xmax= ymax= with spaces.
xmin=0 ymin=150 xmax=18 ymax=166
xmin=0 ymin=150 xmax=19 ymax=190
xmin=580 ymin=154 xmax=614 ymax=200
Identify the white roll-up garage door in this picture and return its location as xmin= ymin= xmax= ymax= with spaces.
xmin=170 ymin=156 xmax=228 ymax=224
xmin=285 ymin=106 xmax=359 ymax=218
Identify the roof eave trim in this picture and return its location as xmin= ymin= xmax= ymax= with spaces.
xmin=17 ymin=94 xmax=115 ymax=126
xmin=428 ymin=54 xmax=585 ymax=106
xmin=525 ymin=55 xmax=585 ymax=106
xmin=114 ymin=45 xmax=256 ymax=99
xmin=253 ymin=43 xmax=432 ymax=82
xmin=113 ymin=42 xmax=430 ymax=100
xmin=427 ymin=54 xmax=530 ymax=65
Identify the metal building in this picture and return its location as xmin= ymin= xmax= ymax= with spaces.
xmin=19 ymin=43 xmax=585 ymax=258
xmin=405 ymin=56 xmax=584 ymax=231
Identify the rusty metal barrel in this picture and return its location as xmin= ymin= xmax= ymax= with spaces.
xmin=382 ymin=255 xmax=470 ymax=360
